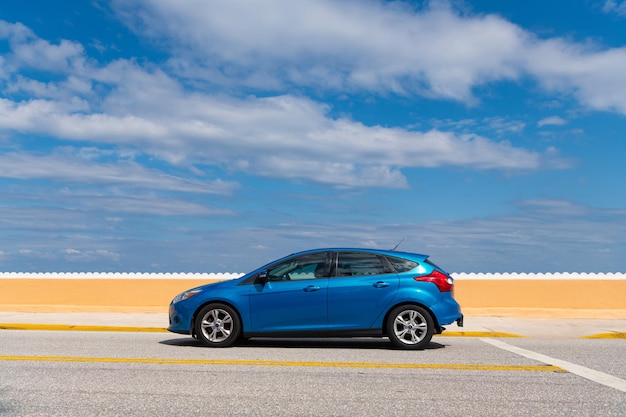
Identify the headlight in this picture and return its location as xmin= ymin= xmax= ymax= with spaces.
xmin=172 ymin=288 xmax=202 ymax=304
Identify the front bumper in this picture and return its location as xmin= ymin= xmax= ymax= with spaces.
xmin=167 ymin=303 xmax=193 ymax=335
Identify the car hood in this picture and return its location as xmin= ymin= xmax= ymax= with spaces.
xmin=196 ymin=277 xmax=239 ymax=292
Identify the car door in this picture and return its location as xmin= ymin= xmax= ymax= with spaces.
xmin=248 ymin=251 xmax=330 ymax=333
xmin=327 ymin=251 xmax=399 ymax=330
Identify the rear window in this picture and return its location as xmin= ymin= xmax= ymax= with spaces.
xmin=385 ymin=256 xmax=418 ymax=273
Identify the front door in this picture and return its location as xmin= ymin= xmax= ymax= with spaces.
xmin=249 ymin=252 xmax=329 ymax=333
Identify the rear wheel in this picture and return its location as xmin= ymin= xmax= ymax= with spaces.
xmin=386 ymin=305 xmax=434 ymax=350
xmin=195 ymin=303 xmax=241 ymax=347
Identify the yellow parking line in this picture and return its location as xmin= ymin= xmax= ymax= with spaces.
xmin=0 ymin=323 xmax=167 ymax=332
xmin=0 ymin=355 xmax=565 ymax=372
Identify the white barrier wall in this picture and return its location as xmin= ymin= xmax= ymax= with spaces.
xmin=0 ymin=272 xmax=624 ymax=279
xmin=452 ymin=272 xmax=626 ymax=280
xmin=0 ymin=272 xmax=245 ymax=279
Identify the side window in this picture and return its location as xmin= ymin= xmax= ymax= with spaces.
xmin=333 ymin=252 xmax=389 ymax=277
xmin=386 ymin=256 xmax=418 ymax=273
xmin=267 ymin=252 xmax=328 ymax=281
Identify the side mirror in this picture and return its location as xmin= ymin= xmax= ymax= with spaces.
xmin=258 ymin=270 xmax=269 ymax=284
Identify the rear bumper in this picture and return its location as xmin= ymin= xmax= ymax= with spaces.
xmin=431 ymin=296 xmax=463 ymax=327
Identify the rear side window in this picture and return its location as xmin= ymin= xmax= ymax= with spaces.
xmin=385 ymin=256 xmax=418 ymax=273
xmin=333 ymin=252 xmax=389 ymax=277
xmin=424 ymin=259 xmax=446 ymax=272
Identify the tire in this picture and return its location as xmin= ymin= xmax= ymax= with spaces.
xmin=386 ymin=305 xmax=434 ymax=350
xmin=195 ymin=303 xmax=241 ymax=348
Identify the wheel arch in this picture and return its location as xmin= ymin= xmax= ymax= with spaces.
xmin=190 ymin=299 xmax=244 ymax=338
xmin=381 ymin=302 xmax=441 ymax=336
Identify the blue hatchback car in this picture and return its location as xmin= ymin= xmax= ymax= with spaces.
xmin=168 ymin=248 xmax=463 ymax=349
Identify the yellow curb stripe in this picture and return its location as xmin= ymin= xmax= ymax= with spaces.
xmin=441 ymin=331 xmax=525 ymax=338
xmin=581 ymin=332 xmax=626 ymax=339
xmin=0 ymin=324 xmax=524 ymax=338
xmin=0 ymin=355 xmax=565 ymax=372
xmin=0 ymin=323 xmax=167 ymax=332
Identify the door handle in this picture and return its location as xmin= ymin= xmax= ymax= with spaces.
xmin=373 ymin=281 xmax=390 ymax=288
xmin=303 ymin=285 xmax=321 ymax=292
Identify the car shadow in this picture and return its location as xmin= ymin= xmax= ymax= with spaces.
xmin=159 ymin=337 xmax=446 ymax=350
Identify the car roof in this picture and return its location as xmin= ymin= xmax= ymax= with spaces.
xmin=288 ymin=247 xmax=429 ymax=260
xmin=247 ymin=248 xmax=433 ymax=277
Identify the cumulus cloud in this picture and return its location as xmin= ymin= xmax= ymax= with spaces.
xmin=525 ymin=38 xmax=626 ymax=114
xmin=110 ymin=0 xmax=626 ymax=115
xmin=0 ymin=21 xmax=85 ymax=73
xmin=0 ymin=92 xmax=555 ymax=187
xmin=0 ymin=20 xmax=559 ymax=189
xmin=111 ymin=0 xmax=526 ymax=101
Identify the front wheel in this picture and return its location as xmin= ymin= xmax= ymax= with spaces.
xmin=386 ymin=305 xmax=434 ymax=350
xmin=195 ymin=303 xmax=241 ymax=347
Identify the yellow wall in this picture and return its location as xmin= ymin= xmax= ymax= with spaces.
xmin=454 ymin=280 xmax=626 ymax=318
xmin=0 ymin=279 xmax=213 ymax=313
xmin=1 ymin=278 xmax=625 ymax=318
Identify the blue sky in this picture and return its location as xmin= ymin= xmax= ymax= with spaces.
xmin=1 ymin=0 xmax=625 ymax=273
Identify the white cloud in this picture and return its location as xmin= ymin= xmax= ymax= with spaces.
xmin=0 ymin=150 xmax=237 ymax=195
xmin=142 ymin=199 xmax=626 ymax=272
xmin=537 ymin=116 xmax=567 ymax=127
xmin=0 ymin=31 xmax=558 ymax=189
xmin=108 ymin=0 xmax=626 ymax=116
xmin=603 ymin=0 xmax=626 ymax=16
xmin=63 ymin=248 xmax=121 ymax=263
xmin=525 ymin=38 xmax=626 ymax=114
xmin=112 ymin=0 xmax=525 ymax=102
xmin=250 ymin=158 xmax=409 ymax=189
xmin=79 ymin=195 xmax=233 ymax=216
xmin=0 ymin=92 xmax=556 ymax=188
xmin=0 ymin=21 xmax=85 ymax=73
xmin=3 ymin=3 xmax=610 ymax=190
xmin=3 ymin=3 xmax=626 ymax=119
xmin=3 ymin=196 xmax=624 ymax=272
xmin=485 ymin=117 xmax=526 ymax=135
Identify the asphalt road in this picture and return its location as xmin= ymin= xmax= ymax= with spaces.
xmin=0 ymin=330 xmax=624 ymax=416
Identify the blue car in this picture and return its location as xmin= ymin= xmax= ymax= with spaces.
xmin=168 ymin=248 xmax=463 ymax=349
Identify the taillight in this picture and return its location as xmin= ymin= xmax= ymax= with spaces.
xmin=414 ymin=270 xmax=453 ymax=292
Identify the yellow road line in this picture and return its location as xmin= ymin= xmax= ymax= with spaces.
xmin=582 ymin=332 xmax=626 ymax=339
xmin=0 ymin=323 xmax=167 ymax=332
xmin=0 ymin=324 xmax=522 ymax=337
xmin=0 ymin=355 xmax=565 ymax=372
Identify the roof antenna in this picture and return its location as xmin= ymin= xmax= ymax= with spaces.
xmin=391 ymin=237 xmax=405 ymax=251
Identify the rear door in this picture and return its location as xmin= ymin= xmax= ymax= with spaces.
xmin=327 ymin=251 xmax=399 ymax=330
